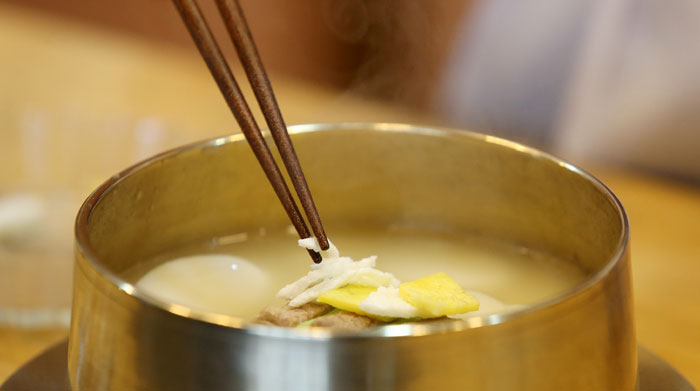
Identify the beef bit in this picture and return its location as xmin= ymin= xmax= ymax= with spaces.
xmin=253 ymin=302 xmax=333 ymax=327
xmin=310 ymin=310 xmax=379 ymax=330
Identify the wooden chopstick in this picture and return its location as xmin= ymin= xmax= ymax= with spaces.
xmin=214 ymin=0 xmax=330 ymax=251
xmin=172 ymin=0 xmax=327 ymax=262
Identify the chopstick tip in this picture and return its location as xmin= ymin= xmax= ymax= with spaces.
xmin=310 ymin=250 xmax=322 ymax=264
xmin=318 ymin=236 xmax=329 ymax=251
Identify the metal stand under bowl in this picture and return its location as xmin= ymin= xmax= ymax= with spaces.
xmin=1 ymin=340 xmax=694 ymax=391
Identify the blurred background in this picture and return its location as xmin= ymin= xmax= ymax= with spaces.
xmin=4 ymin=0 xmax=700 ymax=173
xmin=0 ymin=0 xmax=698 ymax=384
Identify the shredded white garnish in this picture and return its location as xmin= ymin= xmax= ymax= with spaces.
xmin=297 ymin=237 xmax=340 ymax=259
xmin=277 ymin=237 xmax=400 ymax=307
xmin=360 ymin=286 xmax=420 ymax=318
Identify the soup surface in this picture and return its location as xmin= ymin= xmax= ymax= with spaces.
xmin=131 ymin=227 xmax=587 ymax=320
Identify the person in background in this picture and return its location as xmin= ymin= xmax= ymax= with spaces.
xmin=320 ymin=0 xmax=700 ymax=180
xmin=433 ymin=0 xmax=700 ymax=179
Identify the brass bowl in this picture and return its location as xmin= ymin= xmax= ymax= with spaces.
xmin=70 ymin=123 xmax=635 ymax=390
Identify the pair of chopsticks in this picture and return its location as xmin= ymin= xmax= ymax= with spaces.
xmin=172 ymin=0 xmax=329 ymax=263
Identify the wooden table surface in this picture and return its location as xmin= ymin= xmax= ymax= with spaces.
xmin=1 ymin=2 xmax=698 ymax=387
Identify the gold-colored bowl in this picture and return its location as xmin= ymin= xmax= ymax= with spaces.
xmin=69 ymin=123 xmax=635 ymax=390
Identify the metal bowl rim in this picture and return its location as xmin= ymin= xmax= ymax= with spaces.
xmin=74 ymin=122 xmax=630 ymax=339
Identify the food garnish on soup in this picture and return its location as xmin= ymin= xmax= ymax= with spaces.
xmin=254 ymin=237 xmax=483 ymax=329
